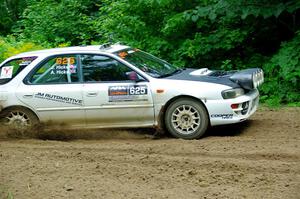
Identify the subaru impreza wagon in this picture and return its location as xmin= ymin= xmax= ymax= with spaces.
xmin=0 ymin=43 xmax=263 ymax=139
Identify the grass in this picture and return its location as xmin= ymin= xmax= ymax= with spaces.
xmin=0 ymin=186 xmax=14 ymax=199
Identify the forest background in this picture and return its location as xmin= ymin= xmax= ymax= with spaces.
xmin=0 ymin=0 xmax=299 ymax=106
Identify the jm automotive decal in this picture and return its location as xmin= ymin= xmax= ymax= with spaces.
xmin=108 ymin=85 xmax=148 ymax=102
xmin=35 ymin=92 xmax=83 ymax=105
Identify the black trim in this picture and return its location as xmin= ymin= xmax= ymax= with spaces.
xmin=164 ymin=68 xmax=239 ymax=88
xmin=77 ymin=54 xmax=83 ymax=83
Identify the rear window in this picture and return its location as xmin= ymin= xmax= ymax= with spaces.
xmin=0 ymin=56 xmax=37 ymax=84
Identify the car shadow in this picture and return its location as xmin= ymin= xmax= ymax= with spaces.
xmin=204 ymin=120 xmax=253 ymax=138
xmin=129 ymin=120 xmax=254 ymax=140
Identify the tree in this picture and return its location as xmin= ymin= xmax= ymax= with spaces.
xmin=0 ymin=0 xmax=27 ymax=35
xmin=14 ymin=0 xmax=100 ymax=45
xmin=0 ymin=0 xmax=299 ymax=105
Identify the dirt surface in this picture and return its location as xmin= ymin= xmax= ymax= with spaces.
xmin=0 ymin=108 xmax=299 ymax=199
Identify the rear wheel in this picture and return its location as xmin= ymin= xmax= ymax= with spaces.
xmin=0 ymin=107 xmax=39 ymax=130
xmin=165 ymin=98 xmax=208 ymax=139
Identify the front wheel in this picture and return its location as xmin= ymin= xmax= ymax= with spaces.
xmin=165 ymin=98 xmax=209 ymax=139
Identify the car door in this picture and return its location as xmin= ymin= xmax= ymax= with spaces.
xmin=16 ymin=54 xmax=85 ymax=127
xmin=81 ymin=54 xmax=155 ymax=128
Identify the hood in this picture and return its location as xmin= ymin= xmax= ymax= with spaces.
xmin=164 ymin=68 xmax=239 ymax=88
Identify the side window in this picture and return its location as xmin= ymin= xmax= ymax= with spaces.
xmin=81 ymin=55 xmax=134 ymax=82
xmin=29 ymin=55 xmax=79 ymax=84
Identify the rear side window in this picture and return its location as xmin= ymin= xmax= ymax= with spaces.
xmin=0 ymin=56 xmax=37 ymax=84
xmin=29 ymin=55 xmax=79 ymax=84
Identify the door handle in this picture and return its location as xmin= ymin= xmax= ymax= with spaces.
xmin=86 ymin=92 xmax=98 ymax=97
xmin=23 ymin=94 xmax=34 ymax=98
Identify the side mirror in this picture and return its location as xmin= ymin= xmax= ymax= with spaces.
xmin=128 ymin=71 xmax=143 ymax=82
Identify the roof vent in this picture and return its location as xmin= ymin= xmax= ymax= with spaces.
xmin=99 ymin=43 xmax=112 ymax=50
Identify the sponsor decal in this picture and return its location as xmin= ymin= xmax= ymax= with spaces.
xmin=118 ymin=52 xmax=128 ymax=59
xmin=0 ymin=66 xmax=13 ymax=79
xmin=19 ymin=56 xmax=37 ymax=66
xmin=56 ymin=57 xmax=76 ymax=65
xmin=118 ymin=49 xmax=138 ymax=59
xmin=108 ymin=85 xmax=148 ymax=102
xmin=50 ymin=64 xmax=77 ymax=75
xmin=50 ymin=57 xmax=77 ymax=75
xmin=35 ymin=92 xmax=82 ymax=105
xmin=211 ymin=114 xmax=233 ymax=119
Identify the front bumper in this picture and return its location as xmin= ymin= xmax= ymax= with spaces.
xmin=206 ymin=89 xmax=259 ymax=126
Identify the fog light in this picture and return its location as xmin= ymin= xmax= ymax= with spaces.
xmin=241 ymin=101 xmax=249 ymax=115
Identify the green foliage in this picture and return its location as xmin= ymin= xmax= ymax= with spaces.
xmin=14 ymin=0 xmax=99 ymax=45
xmin=0 ymin=185 xmax=14 ymax=199
xmin=95 ymin=0 xmax=300 ymax=105
xmin=0 ymin=0 xmax=299 ymax=106
xmin=0 ymin=36 xmax=44 ymax=63
xmin=261 ymin=31 xmax=300 ymax=105
xmin=0 ymin=0 xmax=27 ymax=35
xmin=185 ymin=0 xmax=300 ymax=21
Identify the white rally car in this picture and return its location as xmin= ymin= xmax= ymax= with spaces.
xmin=0 ymin=43 xmax=263 ymax=139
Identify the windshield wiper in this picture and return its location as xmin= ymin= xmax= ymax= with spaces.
xmin=159 ymin=69 xmax=185 ymax=78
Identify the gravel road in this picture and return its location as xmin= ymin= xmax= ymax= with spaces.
xmin=0 ymin=108 xmax=299 ymax=199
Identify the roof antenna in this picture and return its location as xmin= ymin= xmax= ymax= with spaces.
xmin=109 ymin=33 xmax=114 ymax=44
xmin=99 ymin=34 xmax=115 ymax=50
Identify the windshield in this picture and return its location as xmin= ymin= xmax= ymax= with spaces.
xmin=0 ymin=56 xmax=37 ymax=84
xmin=115 ymin=49 xmax=180 ymax=78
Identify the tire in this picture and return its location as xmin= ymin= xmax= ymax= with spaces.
xmin=165 ymin=98 xmax=209 ymax=139
xmin=0 ymin=107 xmax=39 ymax=130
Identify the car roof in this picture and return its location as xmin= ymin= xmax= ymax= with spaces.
xmin=16 ymin=43 xmax=130 ymax=57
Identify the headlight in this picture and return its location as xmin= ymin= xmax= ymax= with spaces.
xmin=222 ymin=88 xmax=244 ymax=99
